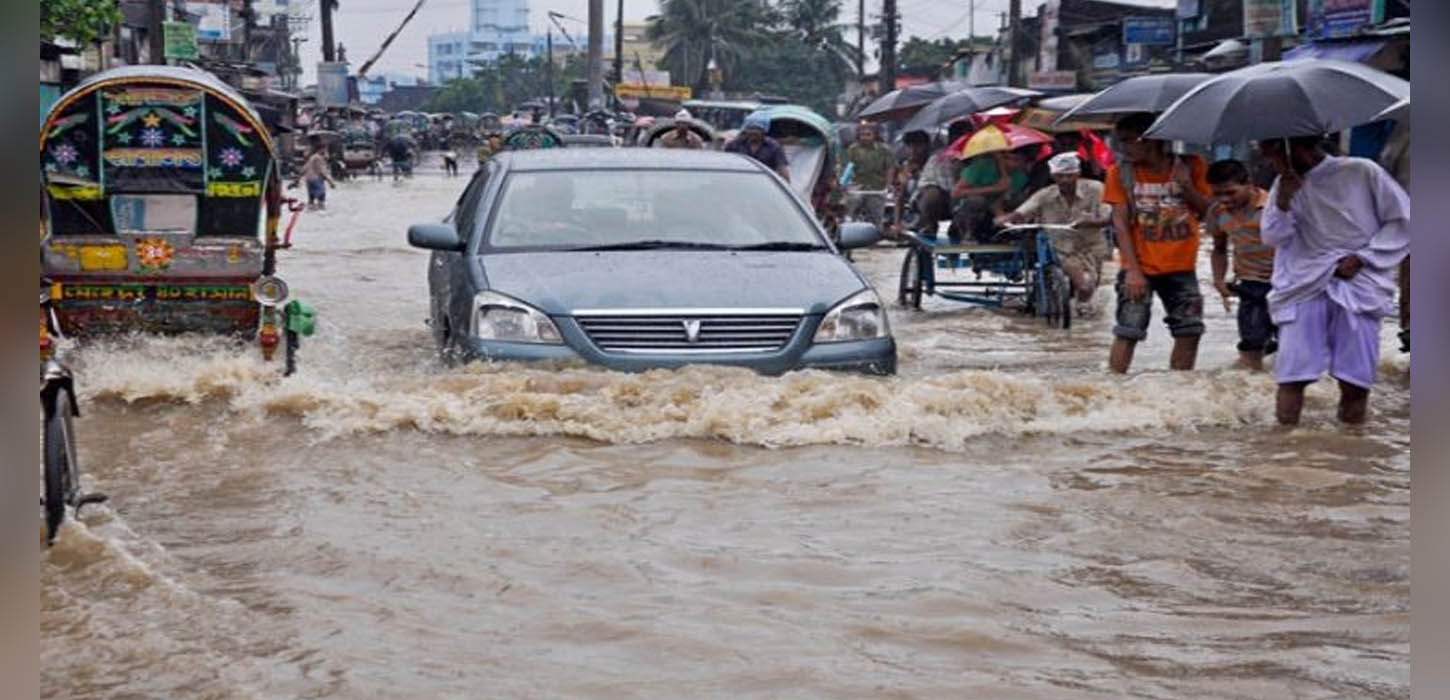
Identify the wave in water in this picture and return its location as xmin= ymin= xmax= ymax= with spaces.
xmin=68 ymin=334 xmax=1408 ymax=452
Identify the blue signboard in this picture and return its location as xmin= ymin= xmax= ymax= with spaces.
xmin=1122 ymin=16 xmax=1177 ymax=45
xmin=1307 ymin=0 xmax=1385 ymax=39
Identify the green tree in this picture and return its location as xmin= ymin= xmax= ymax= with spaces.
xmin=898 ymin=36 xmax=965 ymax=74
xmin=779 ymin=0 xmax=859 ymax=78
xmin=41 ymin=0 xmax=122 ymax=46
xmin=645 ymin=0 xmax=772 ymax=91
xmin=726 ymin=35 xmax=841 ymax=117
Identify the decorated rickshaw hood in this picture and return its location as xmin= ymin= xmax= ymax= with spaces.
xmin=44 ymin=65 xmax=275 ymax=157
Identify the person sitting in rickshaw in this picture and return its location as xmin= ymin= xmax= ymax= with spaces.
xmin=950 ymin=149 xmax=1030 ymax=244
xmin=659 ymin=110 xmax=705 ymax=149
xmin=476 ymin=131 xmax=502 ymax=167
xmin=842 ymin=119 xmax=896 ymax=236
xmin=995 ymin=153 xmax=1112 ymax=316
xmin=725 ymin=114 xmax=790 ymax=182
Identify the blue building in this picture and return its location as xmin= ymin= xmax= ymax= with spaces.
xmin=358 ymin=73 xmax=422 ymax=105
xmin=429 ymin=31 xmax=471 ymax=84
xmin=427 ymin=0 xmax=536 ymax=82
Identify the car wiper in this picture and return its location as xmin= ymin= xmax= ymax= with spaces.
xmin=569 ymin=240 xmax=733 ymax=251
xmin=727 ymin=241 xmax=826 ymax=251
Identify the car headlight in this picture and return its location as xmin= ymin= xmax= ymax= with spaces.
xmin=813 ymin=289 xmax=889 ymax=343
xmin=470 ymin=291 xmax=562 ymax=344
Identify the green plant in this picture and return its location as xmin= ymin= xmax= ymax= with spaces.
xmin=41 ymin=0 xmax=122 ymax=46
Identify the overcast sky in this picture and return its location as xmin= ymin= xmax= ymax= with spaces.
xmin=299 ymin=0 xmax=1177 ymax=84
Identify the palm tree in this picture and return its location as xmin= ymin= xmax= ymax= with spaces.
xmin=645 ymin=0 xmax=772 ymax=92
xmin=779 ymin=0 xmax=861 ymax=78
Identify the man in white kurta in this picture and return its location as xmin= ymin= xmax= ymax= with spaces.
xmin=1258 ymin=136 xmax=1410 ymax=426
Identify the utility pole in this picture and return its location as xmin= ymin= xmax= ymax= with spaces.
xmin=856 ymin=0 xmax=864 ymax=78
xmin=545 ymin=30 xmax=555 ymax=117
xmin=879 ymin=0 xmax=898 ymax=94
xmin=320 ymin=0 xmax=337 ymax=62
xmin=149 ymin=0 xmax=166 ymax=64
xmin=614 ymin=0 xmax=624 ymax=89
xmin=587 ymin=0 xmax=604 ymax=109
xmin=1007 ymin=0 xmax=1021 ymax=87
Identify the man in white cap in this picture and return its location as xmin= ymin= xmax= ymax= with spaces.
xmin=996 ymin=152 xmax=1112 ymax=315
xmin=659 ymin=109 xmax=705 ymax=149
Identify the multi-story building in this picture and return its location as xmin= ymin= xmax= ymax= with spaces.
xmin=428 ymin=0 xmax=535 ymax=81
xmin=471 ymin=0 xmax=533 ymax=60
xmin=429 ymin=31 xmax=471 ymax=84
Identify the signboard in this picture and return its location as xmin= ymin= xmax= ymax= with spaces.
xmin=613 ymin=83 xmax=692 ymax=101
xmin=1091 ymin=40 xmax=1121 ymax=71
xmin=1176 ymin=0 xmax=1200 ymax=18
xmin=163 ymin=21 xmax=198 ymax=60
xmin=1244 ymin=0 xmax=1299 ymax=38
xmin=621 ymin=69 xmax=671 ymax=87
xmin=1307 ymin=0 xmax=1385 ymax=39
xmin=1038 ymin=0 xmax=1060 ymax=73
xmin=1027 ymin=70 xmax=1077 ymax=91
xmin=187 ymin=2 xmax=230 ymax=41
xmin=316 ymin=62 xmax=349 ymax=107
xmin=1122 ymin=16 xmax=1176 ymax=45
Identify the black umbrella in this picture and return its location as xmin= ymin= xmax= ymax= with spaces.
xmin=1144 ymin=60 xmax=1410 ymax=143
xmin=899 ymin=87 xmax=1041 ymax=134
xmin=1054 ymin=73 xmax=1212 ymax=124
xmin=856 ymin=80 xmax=970 ymax=120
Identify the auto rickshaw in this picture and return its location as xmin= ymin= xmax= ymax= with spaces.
xmin=40 ymin=65 xmax=316 ymax=371
xmin=500 ymin=124 xmax=567 ymax=151
xmin=341 ymin=126 xmax=380 ymax=179
xmin=747 ymin=105 xmax=840 ymax=228
xmin=642 ymin=119 xmax=718 ymax=149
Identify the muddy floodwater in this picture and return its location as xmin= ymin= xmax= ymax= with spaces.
xmin=42 ymin=162 xmax=1409 ymax=698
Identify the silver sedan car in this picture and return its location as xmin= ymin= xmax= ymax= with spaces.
xmin=409 ymin=148 xmax=895 ymax=375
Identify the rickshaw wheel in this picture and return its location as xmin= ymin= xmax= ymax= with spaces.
xmin=898 ymin=248 xmax=923 ymax=310
xmin=42 ymin=390 xmax=78 ymax=544
xmin=1043 ymin=263 xmax=1072 ymax=329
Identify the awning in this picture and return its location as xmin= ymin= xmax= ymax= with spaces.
xmin=1283 ymin=39 xmax=1387 ymax=64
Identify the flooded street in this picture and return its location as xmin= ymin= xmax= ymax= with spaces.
xmin=42 ymin=164 xmax=1410 ymax=698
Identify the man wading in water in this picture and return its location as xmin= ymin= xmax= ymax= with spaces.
xmin=1102 ymin=112 xmax=1212 ymax=373
xmin=1258 ymin=135 xmax=1409 ymax=426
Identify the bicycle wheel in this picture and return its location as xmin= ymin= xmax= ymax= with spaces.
xmin=898 ymin=247 xmax=923 ymax=309
xmin=1043 ymin=263 xmax=1072 ymax=329
xmin=42 ymin=389 xmax=78 ymax=543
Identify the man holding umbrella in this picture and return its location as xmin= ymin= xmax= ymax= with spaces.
xmin=1104 ymin=112 xmax=1213 ymax=374
xmin=1258 ymin=135 xmax=1409 ymax=426
xmin=1140 ymin=58 xmax=1411 ymax=424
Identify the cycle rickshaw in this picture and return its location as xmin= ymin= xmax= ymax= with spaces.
xmin=897 ymin=223 xmax=1074 ymax=329
xmin=40 ymin=66 xmax=319 ymax=538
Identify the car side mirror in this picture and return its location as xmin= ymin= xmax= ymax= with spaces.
xmin=408 ymin=223 xmax=463 ymax=251
xmin=837 ymin=222 xmax=881 ymax=250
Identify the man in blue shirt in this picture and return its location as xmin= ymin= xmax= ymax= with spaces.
xmin=725 ymin=113 xmax=790 ymax=182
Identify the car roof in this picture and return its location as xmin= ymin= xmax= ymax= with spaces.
xmin=496 ymin=148 xmax=763 ymax=172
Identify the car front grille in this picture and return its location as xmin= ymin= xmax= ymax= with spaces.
xmin=574 ymin=309 xmax=804 ymax=354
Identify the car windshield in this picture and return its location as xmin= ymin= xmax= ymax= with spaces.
xmin=486 ymin=169 xmax=823 ymax=250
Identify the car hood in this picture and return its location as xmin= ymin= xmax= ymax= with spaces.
xmin=480 ymin=250 xmax=869 ymax=316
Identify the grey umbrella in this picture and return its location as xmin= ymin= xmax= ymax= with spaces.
xmin=1144 ymin=59 xmax=1410 ymax=144
xmin=1373 ymin=97 xmax=1408 ymax=124
xmin=857 ymin=80 xmax=970 ymax=120
xmin=899 ymin=87 xmax=1041 ymax=134
xmin=1054 ymin=73 xmax=1212 ymax=124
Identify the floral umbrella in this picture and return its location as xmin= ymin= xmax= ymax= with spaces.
xmin=951 ymin=123 xmax=1053 ymax=160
